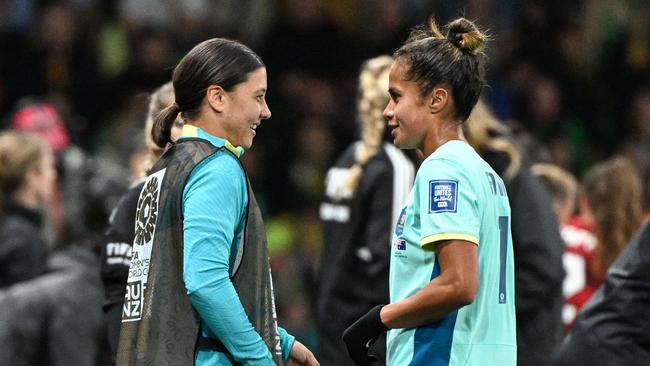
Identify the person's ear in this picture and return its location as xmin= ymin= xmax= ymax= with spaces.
xmin=206 ymin=85 xmax=226 ymax=112
xmin=428 ymin=86 xmax=449 ymax=114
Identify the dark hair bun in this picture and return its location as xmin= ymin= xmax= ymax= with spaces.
xmin=447 ymin=18 xmax=487 ymax=54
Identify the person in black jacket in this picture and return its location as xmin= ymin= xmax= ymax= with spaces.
xmin=553 ymin=221 xmax=650 ymax=365
xmin=0 ymin=131 xmax=57 ymax=288
xmin=99 ymin=82 xmax=183 ymax=361
xmin=466 ymin=101 xmax=566 ymax=366
xmin=0 ymin=245 xmax=105 ymax=366
xmin=317 ymin=55 xmax=414 ymax=366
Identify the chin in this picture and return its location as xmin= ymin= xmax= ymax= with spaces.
xmin=393 ymin=138 xmax=406 ymax=149
xmin=242 ymin=140 xmax=253 ymax=150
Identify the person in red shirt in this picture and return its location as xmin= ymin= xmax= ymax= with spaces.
xmin=535 ymin=157 xmax=645 ymax=331
xmin=559 ymin=215 xmax=600 ymax=330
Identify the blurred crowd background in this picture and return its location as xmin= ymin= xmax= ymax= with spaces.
xmin=0 ymin=0 xmax=649 ymax=364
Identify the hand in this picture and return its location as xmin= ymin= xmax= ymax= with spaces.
xmin=342 ymin=305 xmax=388 ymax=366
xmin=287 ymin=340 xmax=319 ymax=366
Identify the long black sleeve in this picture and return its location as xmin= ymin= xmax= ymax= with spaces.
xmin=99 ymin=181 xmax=144 ymax=359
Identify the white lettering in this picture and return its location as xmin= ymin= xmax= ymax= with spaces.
xmin=319 ymin=203 xmax=350 ymax=222
xmin=122 ymin=281 xmax=144 ymax=321
xmin=107 ymin=257 xmax=131 ymax=266
xmin=324 ymin=168 xmax=354 ymax=200
xmin=113 ymin=242 xmax=131 ymax=255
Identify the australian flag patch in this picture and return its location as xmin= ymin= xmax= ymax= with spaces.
xmin=429 ymin=180 xmax=458 ymax=213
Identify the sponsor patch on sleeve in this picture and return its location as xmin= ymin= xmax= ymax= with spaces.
xmin=429 ymin=180 xmax=458 ymax=213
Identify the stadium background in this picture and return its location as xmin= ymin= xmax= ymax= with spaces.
xmin=0 ymin=0 xmax=648 ymax=355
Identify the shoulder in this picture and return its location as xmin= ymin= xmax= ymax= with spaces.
xmin=184 ymin=150 xmax=246 ymax=201
xmin=0 ymin=214 xmax=42 ymax=259
xmin=114 ymin=180 xmax=145 ymax=214
xmin=0 ymin=214 xmax=38 ymax=238
xmin=189 ymin=150 xmax=245 ymax=184
xmin=422 ymin=142 xmax=491 ymax=179
xmin=331 ymin=142 xmax=361 ymax=168
xmin=107 ymin=180 xmax=145 ymax=235
xmin=418 ymin=154 xmax=466 ymax=182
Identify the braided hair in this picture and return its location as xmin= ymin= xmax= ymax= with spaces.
xmin=334 ymin=56 xmax=393 ymax=199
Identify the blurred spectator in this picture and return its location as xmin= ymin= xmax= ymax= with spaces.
xmin=262 ymin=0 xmax=343 ymax=77
xmin=522 ymin=75 xmax=590 ymax=174
xmin=582 ymin=156 xmax=644 ymax=281
xmin=289 ymin=117 xmax=336 ymax=207
xmin=99 ymin=82 xmax=182 ymax=362
xmin=0 ymin=242 xmax=105 ymax=366
xmin=114 ymin=28 xmax=173 ymax=102
xmin=338 ymin=0 xmax=412 ymax=60
xmin=0 ymin=131 xmax=55 ymax=287
xmin=559 ymin=156 xmax=644 ymax=330
xmin=620 ymin=86 xmax=650 ymax=213
xmin=4 ymin=2 xmax=103 ymax=149
xmin=553 ymin=221 xmax=650 ymax=366
xmin=555 ymin=209 xmax=598 ymax=333
xmin=9 ymin=98 xmax=129 ymax=250
xmin=531 ymin=163 xmax=579 ymax=225
xmin=317 ymin=55 xmax=414 ymax=365
xmin=258 ymin=0 xmax=347 ymax=216
xmin=466 ymin=101 xmax=565 ymax=366
xmin=95 ymin=91 xmax=149 ymax=172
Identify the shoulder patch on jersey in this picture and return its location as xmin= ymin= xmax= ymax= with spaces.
xmin=429 ymin=180 xmax=458 ymax=213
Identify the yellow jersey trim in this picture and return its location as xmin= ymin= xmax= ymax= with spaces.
xmin=224 ymin=140 xmax=243 ymax=157
xmin=420 ymin=233 xmax=479 ymax=248
xmin=180 ymin=124 xmax=243 ymax=157
xmin=181 ymin=124 xmax=199 ymax=137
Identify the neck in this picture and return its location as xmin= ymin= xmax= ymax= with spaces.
xmin=422 ymin=120 xmax=465 ymax=157
xmin=189 ymin=115 xmax=230 ymax=142
xmin=12 ymin=188 xmax=40 ymax=209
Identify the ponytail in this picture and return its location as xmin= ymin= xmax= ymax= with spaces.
xmin=151 ymin=103 xmax=180 ymax=148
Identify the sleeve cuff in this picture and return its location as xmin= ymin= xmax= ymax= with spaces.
xmin=278 ymin=327 xmax=295 ymax=361
xmin=421 ymin=233 xmax=479 ymax=248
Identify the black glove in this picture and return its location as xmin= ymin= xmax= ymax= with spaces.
xmin=342 ymin=305 xmax=388 ymax=366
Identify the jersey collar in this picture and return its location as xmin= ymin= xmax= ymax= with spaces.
xmin=179 ymin=124 xmax=244 ymax=158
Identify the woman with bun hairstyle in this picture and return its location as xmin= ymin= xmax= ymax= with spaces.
xmin=116 ymin=38 xmax=318 ymax=366
xmin=342 ymin=18 xmax=516 ymax=365
xmin=317 ymin=55 xmax=414 ymax=366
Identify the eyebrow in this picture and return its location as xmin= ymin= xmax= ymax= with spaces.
xmin=255 ymin=88 xmax=267 ymax=94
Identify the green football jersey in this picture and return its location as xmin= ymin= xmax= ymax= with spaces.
xmin=388 ymin=140 xmax=516 ymax=365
